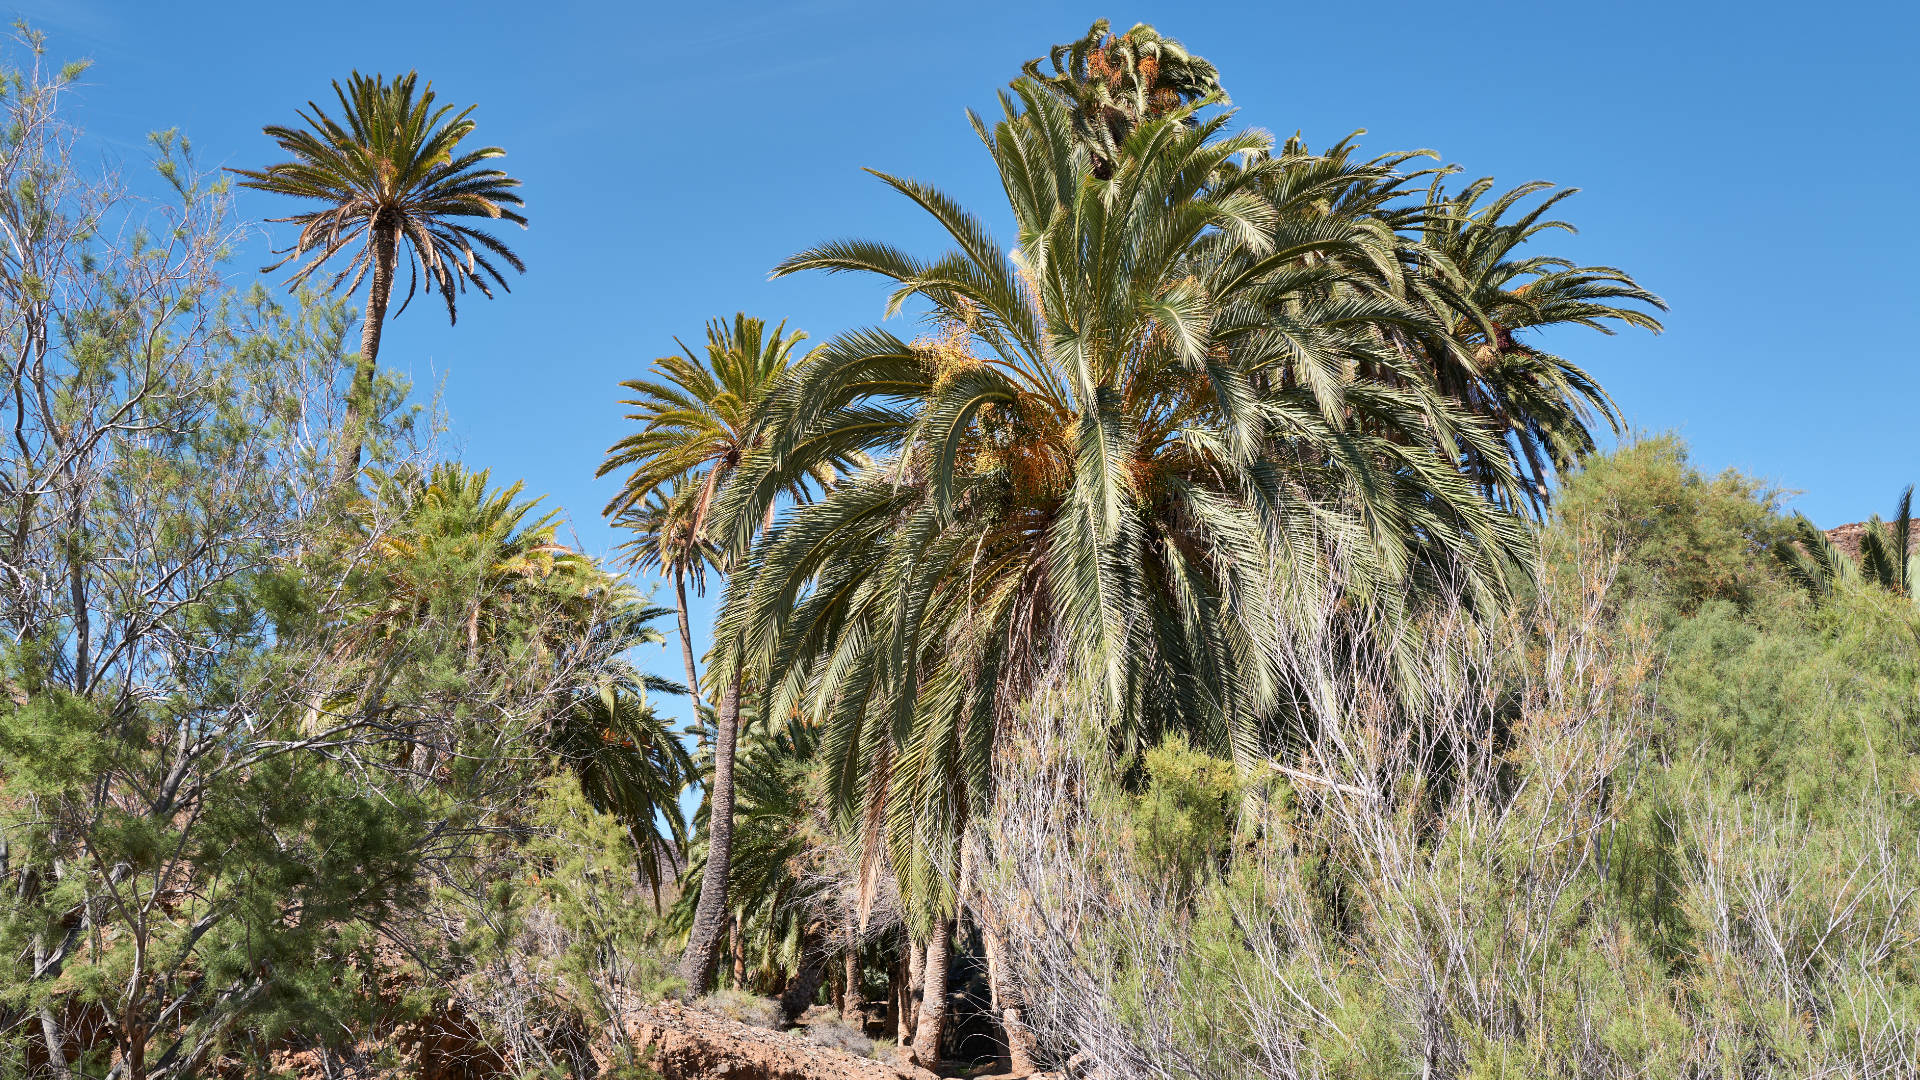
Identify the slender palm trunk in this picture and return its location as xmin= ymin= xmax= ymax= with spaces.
xmin=672 ymin=568 xmax=706 ymax=759
xmin=911 ymin=918 xmax=954 ymax=1068
xmin=672 ymin=570 xmax=701 ymax=704
xmin=899 ymin=931 xmax=923 ymax=1045
xmin=779 ymin=928 xmax=828 ymax=1025
xmin=677 ymin=667 xmax=741 ymax=993
xmin=730 ymin=913 xmax=747 ymax=986
xmin=332 ymin=220 xmax=397 ymax=494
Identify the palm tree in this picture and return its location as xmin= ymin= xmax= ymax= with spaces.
xmin=357 ymin=465 xmax=693 ymax=890
xmin=1412 ymin=176 xmax=1665 ymax=507
xmin=551 ymin=597 xmax=696 ymax=903
xmin=1780 ymin=485 xmax=1918 ymax=603
xmin=233 ymin=72 xmax=527 ymax=490
xmin=716 ymin=84 xmax=1533 ymax=1067
xmin=1856 ymin=489 xmax=1917 ymax=599
xmin=1023 ymin=18 xmax=1226 ymax=178
xmin=599 ymin=314 xmax=820 ymax=994
xmin=616 ymin=484 xmax=720 ymax=732
xmin=356 ymin=463 xmax=586 ymax=660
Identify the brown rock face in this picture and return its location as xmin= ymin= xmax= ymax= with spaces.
xmin=1825 ymin=521 xmax=1918 ymax=559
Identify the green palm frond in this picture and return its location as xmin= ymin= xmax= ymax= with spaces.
xmin=1779 ymin=486 xmax=1917 ymax=604
xmin=599 ymin=314 xmax=816 ymax=531
xmin=1411 ymin=175 xmax=1666 ymax=507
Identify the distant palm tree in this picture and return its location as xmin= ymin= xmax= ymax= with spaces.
xmin=1780 ymin=485 xmax=1917 ymax=603
xmin=600 ymin=315 xmax=812 ymax=528
xmin=356 ymin=463 xmax=586 ymax=659
xmin=616 ymin=484 xmax=720 ymax=726
xmin=551 ymin=597 xmax=696 ymax=903
xmin=233 ymin=72 xmax=527 ymax=490
xmin=599 ymin=314 xmax=818 ymax=995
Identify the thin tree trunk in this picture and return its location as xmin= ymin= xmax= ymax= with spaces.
xmin=332 ymin=219 xmax=397 ymax=494
xmin=730 ymin=913 xmax=746 ymax=987
xmin=884 ymin=962 xmax=898 ymax=1040
xmin=673 ymin=569 xmax=702 ymax=713
xmin=38 ymin=1003 xmax=71 ymax=1080
xmin=672 ymin=568 xmax=709 ymax=758
xmin=899 ymin=932 xmax=923 ymax=1045
xmin=911 ymin=918 xmax=953 ymax=1069
xmin=982 ymin=926 xmax=1037 ymax=1074
xmin=678 ymin=669 xmax=742 ymax=994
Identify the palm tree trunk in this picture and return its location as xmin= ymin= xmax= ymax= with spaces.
xmin=677 ymin=667 xmax=741 ymax=994
xmin=983 ymin=925 xmax=1038 ymax=1074
xmin=672 ymin=570 xmax=701 ymax=704
xmin=911 ymin=917 xmax=953 ymax=1069
xmin=779 ymin=930 xmax=828 ymax=1025
xmin=730 ymin=913 xmax=747 ymax=986
xmin=332 ymin=220 xmax=397 ymax=493
xmin=672 ymin=569 xmax=705 ymax=758
xmin=841 ymin=948 xmax=861 ymax=1022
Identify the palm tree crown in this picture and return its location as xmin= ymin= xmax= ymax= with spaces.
xmin=1781 ymin=485 xmax=1918 ymax=603
xmin=233 ymin=71 xmax=526 ymax=320
xmin=1024 ymin=19 xmax=1226 ymax=177
xmin=1414 ymin=175 xmax=1665 ymax=504
xmin=600 ymin=314 xmax=814 ymax=532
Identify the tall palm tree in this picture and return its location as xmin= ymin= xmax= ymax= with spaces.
xmin=599 ymin=314 xmax=819 ymax=994
xmin=233 ymin=72 xmax=527 ymax=490
xmin=715 ymin=84 xmax=1533 ymax=1065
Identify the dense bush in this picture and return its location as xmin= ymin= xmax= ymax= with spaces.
xmin=972 ymin=439 xmax=1920 ymax=1079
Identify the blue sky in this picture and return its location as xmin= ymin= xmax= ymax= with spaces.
xmin=19 ymin=0 xmax=1918 ymax=729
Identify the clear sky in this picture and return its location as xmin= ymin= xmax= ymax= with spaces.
xmin=18 ymin=0 xmax=1918 ymax=732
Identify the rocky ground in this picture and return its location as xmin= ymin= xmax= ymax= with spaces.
xmin=271 ymin=993 xmax=1049 ymax=1080
xmin=620 ymin=1000 xmax=940 ymax=1080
